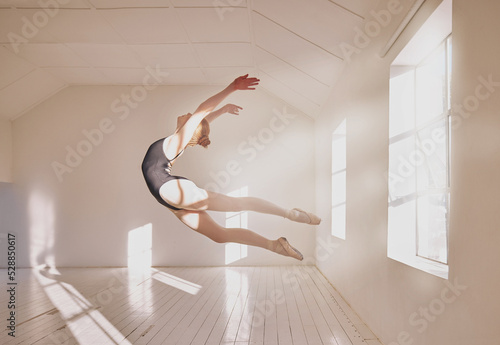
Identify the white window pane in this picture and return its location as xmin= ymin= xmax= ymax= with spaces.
xmin=332 ymin=139 xmax=346 ymax=172
xmin=388 ymin=136 xmax=416 ymax=200
xmin=417 ymin=194 xmax=449 ymax=263
xmin=447 ymin=37 xmax=452 ymax=110
xmin=416 ymin=44 xmax=447 ymax=126
xmin=388 ymin=199 xmax=416 ymax=258
xmin=416 ymin=120 xmax=448 ymax=191
xmin=332 ymin=204 xmax=346 ymax=240
xmin=332 ymin=171 xmax=346 ymax=206
xmin=332 ymin=119 xmax=346 ymax=240
xmin=389 ymin=68 xmax=415 ymax=138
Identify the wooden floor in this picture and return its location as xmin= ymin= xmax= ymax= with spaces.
xmin=0 ymin=266 xmax=382 ymax=345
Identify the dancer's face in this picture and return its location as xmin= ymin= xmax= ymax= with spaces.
xmin=176 ymin=113 xmax=191 ymax=129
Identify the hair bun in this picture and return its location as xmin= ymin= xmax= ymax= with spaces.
xmin=199 ymin=135 xmax=211 ymax=148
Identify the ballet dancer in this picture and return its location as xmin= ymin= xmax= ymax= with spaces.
xmin=141 ymin=74 xmax=320 ymax=260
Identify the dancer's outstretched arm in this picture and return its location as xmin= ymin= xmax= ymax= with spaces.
xmin=166 ymin=75 xmax=258 ymax=156
xmin=205 ymin=104 xmax=242 ymax=124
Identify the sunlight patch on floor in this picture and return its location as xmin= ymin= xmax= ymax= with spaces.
xmin=151 ymin=268 xmax=202 ymax=295
xmin=33 ymin=265 xmax=132 ymax=345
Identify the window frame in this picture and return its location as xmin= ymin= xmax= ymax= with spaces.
xmin=387 ymin=34 xmax=452 ymax=278
xmin=414 ymin=35 xmax=452 ymax=264
xmin=331 ymin=119 xmax=347 ymax=240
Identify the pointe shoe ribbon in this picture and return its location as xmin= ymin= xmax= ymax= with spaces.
xmin=278 ymin=237 xmax=303 ymax=261
xmin=292 ymin=208 xmax=321 ymax=225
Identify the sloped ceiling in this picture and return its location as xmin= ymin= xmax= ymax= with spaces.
xmin=0 ymin=0 xmax=381 ymax=120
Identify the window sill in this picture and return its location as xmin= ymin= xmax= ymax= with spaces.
xmin=388 ymin=253 xmax=449 ymax=279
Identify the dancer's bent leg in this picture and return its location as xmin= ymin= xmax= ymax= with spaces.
xmin=172 ymin=209 xmax=301 ymax=259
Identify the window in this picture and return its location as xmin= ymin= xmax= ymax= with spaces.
xmin=332 ymin=119 xmax=346 ymax=239
xmin=387 ymin=0 xmax=451 ymax=278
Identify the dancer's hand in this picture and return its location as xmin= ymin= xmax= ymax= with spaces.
xmin=231 ymin=74 xmax=259 ymax=91
xmin=223 ymin=104 xmax=243 ymax=115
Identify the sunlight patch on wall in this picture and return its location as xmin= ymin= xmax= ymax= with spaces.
xmin=29 ymin=189 xmax=55 ymax=267
xmin=225 ymin=186 xmax=248 ymax=265
xmin=128 ymin=223 xmax=152 ymax=276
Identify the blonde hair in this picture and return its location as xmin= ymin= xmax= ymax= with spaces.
xmin=187 ymin=118 xmax=211 ymax=148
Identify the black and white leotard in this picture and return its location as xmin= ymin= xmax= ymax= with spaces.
xmin=141 ymin=137 xmax=187 ymax=211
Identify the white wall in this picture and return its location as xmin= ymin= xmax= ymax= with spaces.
xmin=0 ymin=119 xmax=12 ymax=182
xmin=9 ymin=84 xmax=315 ymax=268
xmin=0 ymin=182 xmax=26 ymax=268
xmin=315 ymin=0 xmax=500 ymax=344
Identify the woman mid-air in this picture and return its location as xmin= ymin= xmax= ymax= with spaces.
xmin=141 ymin=74 xmax=321 ymax=261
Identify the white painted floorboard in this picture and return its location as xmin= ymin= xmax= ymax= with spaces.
xmin=0 ymin=266 xmax=382 ymax=345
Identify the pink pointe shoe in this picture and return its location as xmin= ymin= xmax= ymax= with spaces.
xmin=277 ymin=237 xmax=303 ymax=261
xmin=292 ymin=208 xmax=321 ymax=225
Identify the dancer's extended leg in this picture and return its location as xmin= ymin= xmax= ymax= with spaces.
xmin=205 ymin=191 xmax=286 ymax=215
xmin=204 ymin=191 xmax=318 ymax=224
xmin=160 ymin=179 xmax=319 ymax=224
